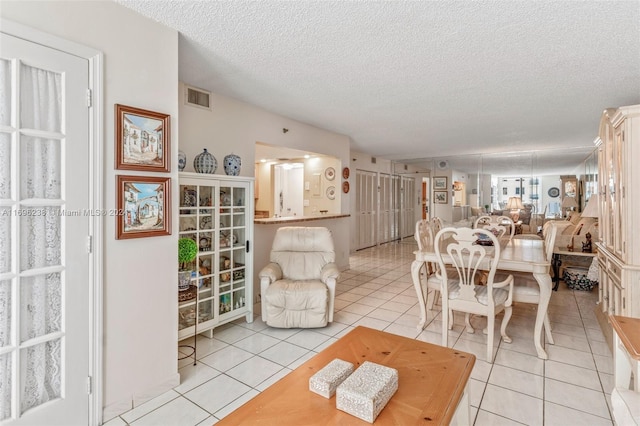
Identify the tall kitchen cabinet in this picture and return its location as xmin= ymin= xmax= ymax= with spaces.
xmin=178 ymin=172 xmax=254 ymax=341
xmin=596 ymin=105 xmax=640 ymax=318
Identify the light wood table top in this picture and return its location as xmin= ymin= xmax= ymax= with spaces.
xmin=610 ymin=315 xmax=640 ymax=361
xmin=217 ymin=326 xmax=475 ymax=425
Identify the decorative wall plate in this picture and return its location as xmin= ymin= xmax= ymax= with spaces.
xmin=325 ymin=167 xmax=335 ymax=181
xmin=342 ymin=167 xmax=350 ymax=179
xmin=342 ymin=181 xmax=350 ymax=193
xmin=548 ymin=187 xmax=560 ymax=198
xmin=326 ymin=186 xmax=336 ymax=200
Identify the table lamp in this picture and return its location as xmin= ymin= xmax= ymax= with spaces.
xmin=579 ymin=193 xmax=599 ymax=253
xmin=561 ymin=196 xmax=578 ymax=218
xmin=506 ymin=196 xmax=524 ymax=221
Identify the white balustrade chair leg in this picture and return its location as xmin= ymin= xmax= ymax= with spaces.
xmin=486 ymin=315 xmax=495 ymax=362
xmin=465 ymin=313 xmax=475 ymax=334
xmin=501 ymin=307 xmax=513 ymax=344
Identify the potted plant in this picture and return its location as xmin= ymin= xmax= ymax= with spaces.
xmin=178 ymin=238 xmax=198 ymax=291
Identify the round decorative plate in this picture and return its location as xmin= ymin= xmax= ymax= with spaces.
xmin=548 ymin=187 xmax=560 ymax=198
xmin=342 ymin=181 xmax=350 ymax=193
xmin=325 ymin=167 xmax=335 ymax=181
xmin=326 ymin=186 xmax=336 ymax=200
xmin=342 ymin=167 xmax=350 ymax=179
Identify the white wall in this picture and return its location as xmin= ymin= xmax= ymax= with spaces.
xmin=179 ymin=82 xmax=351 ymax=186
xmin=179 ymin=84 xmax=352 ymax=296
xmin=1 ymin=1 xmax=180 ymax=420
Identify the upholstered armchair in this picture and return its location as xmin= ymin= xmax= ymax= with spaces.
xmin=259 ymin=227 xmax=339 ymax=328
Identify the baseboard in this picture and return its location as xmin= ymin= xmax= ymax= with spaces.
xmin=102 ymin=397 xmax=133 ymax=423
xmin=101 ymin=373 xmax=180 ymax=423
xmin=594 ymin=305 xmax=613 ymax=353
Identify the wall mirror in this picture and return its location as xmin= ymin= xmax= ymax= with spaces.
xmin=421 ymin=146 xmax=596 ymax=224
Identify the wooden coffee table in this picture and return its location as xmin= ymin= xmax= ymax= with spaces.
xmin=217 ymin=326 xmax=475 ymax=425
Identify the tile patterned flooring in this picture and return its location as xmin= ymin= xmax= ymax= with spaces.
xmin=106 ymin=240 xmax=613 ymax=425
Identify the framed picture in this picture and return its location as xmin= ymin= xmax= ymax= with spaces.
xmin=433 ymin=176 xmax=447 ymax=190
xmin=434 ymin=191 xmax=448 ymax=204
xmin=115 ymin=104 xmax=171 ymax=172
xmin=116 ymin=175 xmax=171 ymax=239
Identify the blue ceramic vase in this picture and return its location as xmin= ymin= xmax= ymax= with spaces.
xmin=178 ymin=151 xmax=186 ymax=171
xmin=223 ymin=153 xmax=241 ymax=176
xmin=193 ymin=149 xmax=217 ymax=174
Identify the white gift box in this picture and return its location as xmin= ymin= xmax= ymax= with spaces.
xmin=309 ymin=358 xmax=354 ymax=398
xmin=336 ymin=361 xmax=398 ymax=423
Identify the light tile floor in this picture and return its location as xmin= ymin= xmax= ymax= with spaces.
xmin=106 ymin=239 xmax=613 ymax=425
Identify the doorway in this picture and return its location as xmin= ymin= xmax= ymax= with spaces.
xmin=0 ymin=25 xmax=101 ymax=425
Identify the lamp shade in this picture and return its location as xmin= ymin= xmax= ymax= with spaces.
xmin=561 ymin=197 xmax=578 ymax=209
xmin=582 ymin=193 xmax=599 ymax=218
xmin=506 ymin=197 xmax=524 ymax=210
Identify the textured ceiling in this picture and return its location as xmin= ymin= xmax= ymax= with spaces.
xmin=116 ymin=0 xmax=640 ymax=171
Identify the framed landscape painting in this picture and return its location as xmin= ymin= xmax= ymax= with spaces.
xmin=115 ymin=104 xmax=171 ymax=172
xmin=116 ymin=175 xmax=171 ymax=239
xmin=434 ymin=191 xmax=448 ymax=204
xmin=433 ymin=176 xmax=447 ymax=190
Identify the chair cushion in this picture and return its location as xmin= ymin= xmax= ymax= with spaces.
xmin=264 ymin=279 xmax=328 ymax=328
xmin=445 ymin=280 xmax=509 ymax=306
xmin=474 ymin=285 xmax=509 ymax=306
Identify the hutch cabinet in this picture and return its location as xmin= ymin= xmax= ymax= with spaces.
xmin=596 ymin=105 xmax=640 ymax=318
xmin=178 ymin=172 xmax=254 ymax=341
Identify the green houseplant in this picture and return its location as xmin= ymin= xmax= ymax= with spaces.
xmin=178 ymin=238 xmax=198 ymax=291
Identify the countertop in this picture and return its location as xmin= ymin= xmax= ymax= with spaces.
xmin=254 ymin=213 xmax=350 ymax=224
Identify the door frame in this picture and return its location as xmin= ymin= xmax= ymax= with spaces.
xmin=1 ymin=19 xmax=104 ymax=426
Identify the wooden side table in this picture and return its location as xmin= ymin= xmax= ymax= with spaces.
xmin=551 ymin=249 xmax=597 ymax=291
xmin=609 ymin=315 xmax=640 ymax=424
xmin=610 ymin=315 xmax=640 ymax=390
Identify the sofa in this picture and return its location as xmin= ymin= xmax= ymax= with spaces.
xmin=542 ymin=211 xmax=598 ymax=252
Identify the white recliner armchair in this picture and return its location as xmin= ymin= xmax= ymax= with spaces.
xmin=259 ymin=227 xmax=339 ymax=328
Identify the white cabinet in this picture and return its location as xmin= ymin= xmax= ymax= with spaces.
xmin=178 ymin=172 xmax=254 ymax=340
xmin=596 ymin=105 xmax=640 ymax=318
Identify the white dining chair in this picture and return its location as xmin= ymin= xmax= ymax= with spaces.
xmin=474 ymin=215 xmax=515 ymax=240
xmin=414 ymin=218 xmax=450 ymax=311
xmin=435 ymin=227 xmax=514 ymax=363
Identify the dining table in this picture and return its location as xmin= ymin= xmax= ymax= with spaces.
xmin=411 ymin=235 xmax=554 ymax=359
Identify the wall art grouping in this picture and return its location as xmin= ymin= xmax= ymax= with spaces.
xmin=115 ymin=104 xmax=172 ymax=239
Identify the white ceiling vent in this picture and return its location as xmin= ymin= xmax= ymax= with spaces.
xmin=437 ymin=160 xmax=449 ymax=170
xmin=185 ymin=85 xmax=211 ymax=110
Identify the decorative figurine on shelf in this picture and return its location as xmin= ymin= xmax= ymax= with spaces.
xmin=582 ymin=232 xmax=593 ymax=253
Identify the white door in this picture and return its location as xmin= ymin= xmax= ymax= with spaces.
xmin=0 ymin=33 xmax=90 ymax=425
xmin=400 ymin=176 xmax=416 ymax=239
xmin=378 ymin=173 xmax=391 ymax=244
xmin=355 ymin=170 xmax=377 ymax=250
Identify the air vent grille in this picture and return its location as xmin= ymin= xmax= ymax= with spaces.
xmin=185 ymin=85 xmax=211 ymax=110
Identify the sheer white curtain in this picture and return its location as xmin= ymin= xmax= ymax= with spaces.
xmin=0 ymin=61 xmax=63 ymax=419
xmin=0 ymin=57 xmax=13 ymax=422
